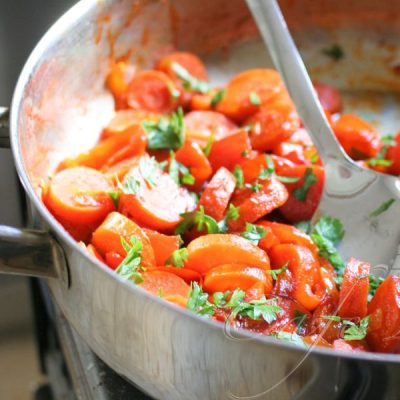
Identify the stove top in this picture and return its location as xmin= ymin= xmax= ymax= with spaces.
xmin=32 ymin=280 xmax=152 ymax=400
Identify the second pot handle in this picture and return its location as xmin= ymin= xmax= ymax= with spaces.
xmin=0 ymin=225 xmax=69 ymax=287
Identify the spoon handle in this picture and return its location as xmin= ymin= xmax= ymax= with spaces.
xmin=246 ymin=0 xmax=349 ymax=163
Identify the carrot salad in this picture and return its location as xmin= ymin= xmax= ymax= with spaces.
xmin=43 ymin=52 xmax=400 ymax=354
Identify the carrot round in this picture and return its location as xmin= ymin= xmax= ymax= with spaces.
xmin=387 ymin=133 xmax=400 ymax=175
xmin=198 ymin=167 xmax=236 ymax=221
xmin=216 ymin=69 xmax=285 ymax=121
xmin=126 ymin=70 xmax=179 ymax=113
xmin=175 ymin=140 xmax=212 ymax=186
xmin=338 ymin=257 xmax=370 ymax=319
xmin=147 ymin=266 xmax=202 ymax=284
xmin=333 ymin=114 xmax=382 ymax=159
xmin=228 ymin=177 xmax=288 ymax=231
xmin=105 ymin=251 xmax=124 ymax=270
xmin=246 ymin=103 xmax=299 ymax=151
xmin=272 ymin=141 xmax=308 ymax=165
xmin=183 ymin=111 xmax=237 ymax=147
xmin=143 ymin=228 xmax=180 ymax=266
xmin=119 ymin=155 xmax=196 ymax=231
xmin=43 ymin=167 xmax=115 ymax=241
xmin=91 ymin=211 xmax=155 ymax=267
xmin=185 ymin=234 xmax=270 ymax=275
xmin=58 ymin=125 xmax=147 ymax=171
xmin=269 ymin=244 xmax=323 ymax=311
xmin=245 ymin=281 xmax=266 ymax=301
xmin=203 ymin=264 xmax=272 ymax=294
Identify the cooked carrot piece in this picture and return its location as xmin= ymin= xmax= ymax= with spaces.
xmin=228 ymin=177 xmax=288 ymax=231
xmin=183 ymin=111 xmax=237 ymax=147
xmin=190 ymin=93 xmax=213 ymax=111
xmin=143 ymin=228 xmax=180 ymax=265
xmin=387 ymin=133 xmax=400 ymax=175
xmin=58 ymin=125 xmax=147 ymax=171
xmin=203 ymin=264 xmax=272 ymax=294
xmin=198 ymin=167 xmax=236 ymax=221
xmin=244 ymin=281 xmax=266 ymax=301
xmin=91 ymin=211 xmax=155 ymax=267
xmin=118 ymin=155 xmax=196 ymax=231
xmin=185 ymin=234 xmax=270 ymax=275
xmin=175 ymin=140 xmax=212 ymax=186
xmin=106 ymin=61 xmax=131 ymax=109
xmin=278 ymin=165 xmax=325 ymax=223
xmin=216 ymin=69 xmax=285 ymax=121
xmin=338 ymin=257 xmax=370 ymax=319
xmin=126 ymin=70 xmax=179 ymax=113
xmin=102 ymin=110 xmax=160 ymax=139
xmin=105 ymin=251 xmax=124 ymax=270
xmin=43 ymin=167 xmax=115 ymax=241
xmin=147 ymin=265 xmax=202 ymax=284
xmin=208 ymin=129 xmax=251 ymax=172
xmin=269 ymin=244 xmax=323 ymax=311
xmin=257 ymin=227 xmax=280 ymax=252
xmin=313 ymin=82 xmax=342 ymax=114
xmin=333 ymin=114 xmax=382 ymax=159
xmin=333 ymin=339 xmax=367 ymax=352
xmin=140 ymin=270 xmax=190 ymax=307
xmin=273 ymin=141 xmax=308 ymax=165
xmin=257 ymin=221 xmax=318 ymax=254
xmin=367 ymin=276 xmax=400 ymax=353
xmin=103 ymin=156 xmax=140 ymax=184
xmin=246 ymin=103 xmax=300 ymax=151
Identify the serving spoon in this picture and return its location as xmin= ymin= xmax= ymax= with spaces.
xmin=246 ymin=0 xmax=400 ymax=273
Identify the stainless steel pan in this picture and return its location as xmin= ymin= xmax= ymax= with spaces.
xmin=1 ymin=1 xmax=400 ymax=398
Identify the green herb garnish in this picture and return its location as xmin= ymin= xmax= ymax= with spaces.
xmin=176 ymin=206 xmax=220 ymax=235
xmin=293 ymin=168 xmax=317 ymax=201
xmin=168 ymin=151 xmax=195 ymax=186
xmin=165 ymin=247 xmax=188 ymax=268
xmin=240 ymin=223 xmax=267 ymax=244
xmin=139 ymin=156 xmax=160 ymax=187
xmin=108 ymin=191 xmax=120 ymax=208
xmin=116 ymin=237 xmax=144 ymax=283
xmin=210 ymin=89 xmax=225 ymax=107
xmin=321 ymin=44 xmax=344 ymax=61
xmin=123 ymin=176 xmax=141 ymax=194
xmin=233 ymin=165 xmax=244 ymax=188
xmin=267 ymin=262 xmax=289 ymax=280
xmin=343 ymin=316 xmax=370 ymax=341
xmin=187 ymin=282 xmax=215 ymax=317
xmin=170 ymin=62 xmax=210 ymax=94
xmin=249 ymin=91 xmax=261 ymax=106
xmin=202 ymin=133 xmax=215 ymax=157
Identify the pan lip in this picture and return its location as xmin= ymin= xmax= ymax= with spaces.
xmin=9 ymin=0 xmax=400 ymax=365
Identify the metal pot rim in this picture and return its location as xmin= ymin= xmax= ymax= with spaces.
xmin=9 ymin=0 xmax=400 ymax=364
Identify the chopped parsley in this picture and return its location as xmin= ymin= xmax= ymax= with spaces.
xmin=267 ymin=262 xmax=289 ymax=280
xmin=142 ymin=108 xmax=184 ymax=150
xmin=165 ymin=247 xmax=188 ymax=268
xmin=230 ymin=296 xmax=282 ymax=323
xmin=321 ymin=44 xmax=344 ymax=61
xmin=210 ymin=89 xmax=225 ymax=107
xmin=139 ymin=156 xmax=159 ymax=187
xmin=257 ymin=155 xmax=300 ymax=183
xmin=116 ymin=237 xmax=144 ymax=283
xmin=108 ymin=191 xmax=120 ymax=208
xmin=123 ymin=176 xmax=141 ymax=194
xmin=322 ymin=315 xmax=370 ymax=341
xmin=295 ymin=220 xmax=312 ymax=234
xmin=168 ymin=151 xmax=195 ymax=186
xmin=176 ymin=206 xmax=219 ymax=235
xmin=293 ymin=168 xmax=317 ymax=201
xmin=240 ymin=223 xmax=267 ymax=244
xmin=218 ymin=203 xmax=240 ymax=233
xmin=187 ymin=282 xmax=215 ymax=317
xmin=233 ymin=165 xmax=244 ymax=188
xmin=273 ymin=331 xmax=306 ymax=347
xmin=245 ymin=180 xmax=263 ymax=192
xmin=249 ymin=91 xmax=261 ymax=106
xmin=369 ymin=198 xmax=395 ymax=218
xmin=202 ymin=133 xmax=215 ymax=157
xmin=170 ymin=62 xmax=210 ymax=93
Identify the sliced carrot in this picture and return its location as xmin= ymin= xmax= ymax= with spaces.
xmin=216 ymin=69 xmax=285 ymax=121
xmin=203 ymin=264 xmax=272 ymax=294
xmin=278 ymin=165 xmax=325 ymax=223
xmin=246 ymin=103 xmax=300 ymax=151
xmin=91 ymin=211 xmax=155 ymax=267
xmin=258 ymin=227 xmax=280 ymax=252
xmin=387 ymin=133 xmax=400 ymax=175
xmin=126 ymin=70 xmax=179 ymax=113
xmin=190 ymin=93 xmax=213 ymax=111
xmin=43 ymin=167 xmax=115 ymax=241
xmin=367 ymin=276 xmax=400 ymax=353
xmin=140 ymin=270 xmax=190 ymax=307
xmin=183 ymin=110 xmax=237 ymax=147
xmin=273 ymin=141 xmax=308 ymax=165
xmin=257 ymin=221 xmax=318 ymax=254
xmin=147 ymin=265 xmax=202 ymax=284
xmin=103 ymin=156 xmax=140 ymax=184
xmin=228 ymin=177 xmax=288 ymax=231
xmin=198 ymin=167 xmax=236 ymax=221
xmin=333 ymin=339 xmax=367 ymax=352
xmin=338 ymin=257 xmax=370 ymax=319
xmin=58 ymin=125 xmax=147 ymax=171
xmin=208 ymin=129 xmax=251 ymax=172
xmin=269 ymin=244 xmax=323 ymax=311
xmin=143 ymin=228 xmax=180 ymax=265
xmin=333 ymin=114 xmax=382 ymax=159
xmin=313 ymin=82 xmax=342 ymax=114
xmin=245 ymin=281 xmax=266 ymax=301
xmin=105 ymin=251 xmax=124 ymax=270
xmin=185 ymin=234 xmax=270 ymax=275
xmin=118 ymin=155 xmax=196 ymax=231
xmin=102 ymin=110 xmax=159 ymax=139
xmin=106 ymin=61 xmax=131 ymax=109
xmin=175 ymin=140 xmax=212 ymax=186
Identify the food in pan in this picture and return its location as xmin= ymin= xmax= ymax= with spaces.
xmin=42 ymin=51 xmax=400 ymax=354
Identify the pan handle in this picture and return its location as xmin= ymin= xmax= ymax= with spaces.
xmin=0 ymin=225 xmax=69 ymax=286
xmin=0 ymin=107 xmax=10 ymax=148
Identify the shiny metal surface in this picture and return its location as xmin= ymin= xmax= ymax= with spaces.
xmin=0 ymin=107 xmax=9 ymax=148
xmin=248 ymin=0 xmax=400 ymax=269
xmin=2 ymin=0 xmax=400 ymax=399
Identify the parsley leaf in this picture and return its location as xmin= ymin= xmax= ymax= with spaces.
xmin=108 ymin=191 xmax=120 ymax=208
xmin=257 ymin=155 xmax=300 ymax=183
xmin=116 ymin=237 xmax=144 ymax=283
xmin=213 ymin=291 xmax=231 ymax=307
xmin=202 ymin=133 xmax=215 ymax=157
xmin=249 ymin=91 xmax=261 ymax=106
xmin=165 ymin=247 xmax=188 ymax=268
xmin=322 ymin=315 xmax=341 ymax=322
xmin=233 ymin=165 xmax=244 ymax=188
xmin=381 ymin=135 xmax=396 ymax=146
xmin=230 ymin=296 xmax=282 ymax=323
xmin=273 ymin=331 xmax=306 ymax=347
xmin=245 ymin=180 xmax=263 ymax=192
xmin=176 ymin=206 xmax=220 ymax=235
xmin=240 ymin=223 xmax=267 ymax=244
xmin=218 ymin=203 xmax=240 ymax=233
xmin=139 ymin=156 xmax=159 ymax=187
xmin=295 ymin=220 xmax=312 ymax=234
xmin=168 ymin=151 xmax=195 ymax=186
xmin=321 ymin=44 xmax=344 ymax=60
xmin=310 ymin=216 xmax=345 ymax=272
xmin=343 ymin=316 xmax=370 ymax=341
xmin=293 ymin=168 xmax=317 ymax=201
xmin=187 ymin=282 xmax=215 ymax=317
xmin=123 ymin=176 xmax=141 ymax=194
xmin=267 ymin=262 xmax=288 ymax=280
xmin=210 ymin=89 xmax=225 ymax=107
xmin=170 ymin=62 xmax=210 ymax=94
xmin=369 ymin=198 xmax=395 ymax=217
xmin=142 ymin=108 xmax=184 ymax=150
